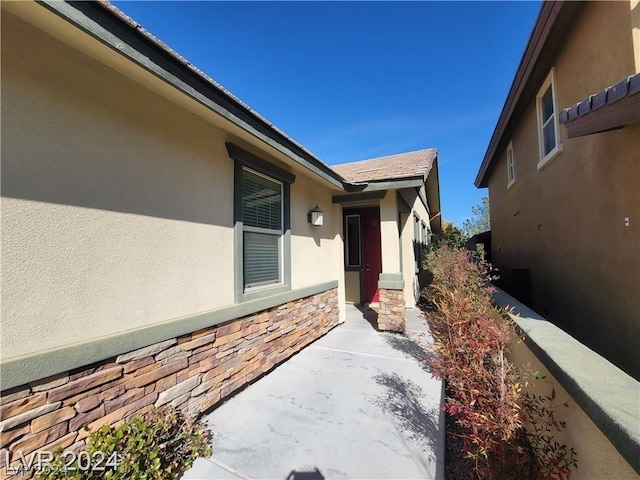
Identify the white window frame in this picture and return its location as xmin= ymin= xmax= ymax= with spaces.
xmin=506 ymin=141 xmax=516 ymax=188
xmin=242 ymin=167 xmax=284 ymax=291
xmin=536 ymin=68 xmax=563 ymax=169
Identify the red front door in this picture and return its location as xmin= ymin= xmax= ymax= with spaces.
xmin=362 ymin=211 xmax=382 ymax=303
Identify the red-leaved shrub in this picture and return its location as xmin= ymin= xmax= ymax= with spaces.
xmin=422 ymin=246 xmax=577 ymax=479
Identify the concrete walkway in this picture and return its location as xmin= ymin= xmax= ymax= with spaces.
xmin=182 ymin=305 xmax=444 ymax=480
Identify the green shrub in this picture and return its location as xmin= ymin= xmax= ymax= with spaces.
xmin=422 ymin=245 xmax=577 ymax=479
xmin=429 ymin=222 xmax=468 ymax=251
xmin=39 ymin=407 xmax=211 ymax=480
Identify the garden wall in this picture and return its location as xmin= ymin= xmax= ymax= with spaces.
xmin=495 ymin=288 xmax=640 ymax=479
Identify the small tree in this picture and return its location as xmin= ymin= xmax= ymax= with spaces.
xmin=462 ymin=196 xmax=490 ymax=237
xmin=431 ymin=221 xmax=467 ymax=250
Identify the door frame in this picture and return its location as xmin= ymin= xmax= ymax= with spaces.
xmin=343 ymin=206 xmax=381 ymax=305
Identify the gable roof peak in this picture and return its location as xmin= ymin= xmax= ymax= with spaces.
xmin=332 ymin=148 xmax=438 ymax=184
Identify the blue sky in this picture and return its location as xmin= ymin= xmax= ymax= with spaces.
xmin=112 ymin=1 xmax=541 ymax=227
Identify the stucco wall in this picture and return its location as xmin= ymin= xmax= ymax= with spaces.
xmin=400 ymin=213 xmax=417 ymax=305
xmin=2 ymin=12 xmax=232 ymax=359
xmin=508 ymin=340 xmax=638 ymax=480
xmin=379 ymin=193 xmax=401 ymax=275
xmin=290 ymin=173 xmax=344 ymax=291
xmin=486 ymin=1 xmax=640 ymax=378
xmin=1 ymin=10 xmax=344 ymax=364
xmin=399 ymin=189 xmax=431 ymax=306
xmin=557 ymin=1 xmax=637 ymax=104
xmin=633 ymin=0 xmax=640 ymax=72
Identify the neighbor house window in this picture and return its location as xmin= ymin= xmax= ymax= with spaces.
xmin=242 ymin=168 xmax=283 ymax=289
xmin=345 ymin=215 xmax=361 ymax=267
xmin=507 ymin=141 xmax=515 ymax=187
xmin=536 ymin=68 xmax=562 ymax=167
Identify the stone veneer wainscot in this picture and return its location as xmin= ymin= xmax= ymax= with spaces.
xmin=376 ymin=288 xmax=405 ymax=332
xmin=0 ymin=288 xmax=339 ymax=479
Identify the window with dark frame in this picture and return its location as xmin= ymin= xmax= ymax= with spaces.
xmin=242 ymin=168 xmax=283 ymax=289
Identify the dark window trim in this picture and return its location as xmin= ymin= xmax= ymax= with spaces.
xmin=227 ymin=143 xmax=296 ymax=185
xmin=232 ymin=150 xmax=292 ymax=303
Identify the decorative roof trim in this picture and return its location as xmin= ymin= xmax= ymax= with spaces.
xmin=559 ymin=73 xmax=640 ymax=125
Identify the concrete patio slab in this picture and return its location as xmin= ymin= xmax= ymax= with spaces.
xmin=182 ymin=305 xmax=444 ymax=480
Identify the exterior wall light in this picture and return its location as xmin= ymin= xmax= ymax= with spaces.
xmin=308 ymin=205 xmax=324 ymax=226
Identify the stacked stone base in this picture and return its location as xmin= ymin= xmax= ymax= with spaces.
xmin=0 ymin=289 xmax=339 ymax=479
xmin=376 ymin=288 xmax=406 ymax=332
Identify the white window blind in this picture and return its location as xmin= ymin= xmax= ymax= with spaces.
xmin=242 ymin=169 xmax=282 ymax=288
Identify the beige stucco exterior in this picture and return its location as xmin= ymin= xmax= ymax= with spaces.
xmin=630 ymin=0 xmax=640 ymax=71
xmin=379 ymin=193 xmax=401 ymax=275
xmin=290 ymin=173 xmax=346 ymax=293
xmin=400 ymin=213 xmax=417 ymax=304
xmin=1 ymin=6 xmax=345 ymax=364
xmin=399 ymin=189 xmax=431 ymax=306
xmin=485 ymin=1 xmax=640 ymax=377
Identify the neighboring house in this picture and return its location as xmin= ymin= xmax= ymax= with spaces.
xmin=475 ymin=1 xmax=639 ymax=379
xmin=0 ymin=0 xmax=440 ymax=471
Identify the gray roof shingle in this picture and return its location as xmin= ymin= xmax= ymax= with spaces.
xmin=332 ymin=149 xmax=437 ymax=184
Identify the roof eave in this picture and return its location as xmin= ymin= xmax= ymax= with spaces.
xmin=474 ymin=1 xmax=586 ymax=188
xmin=38 ymin=0 xmax=347 ymax=190
xmin=343 ymin=176 xmax=426 ymax=193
